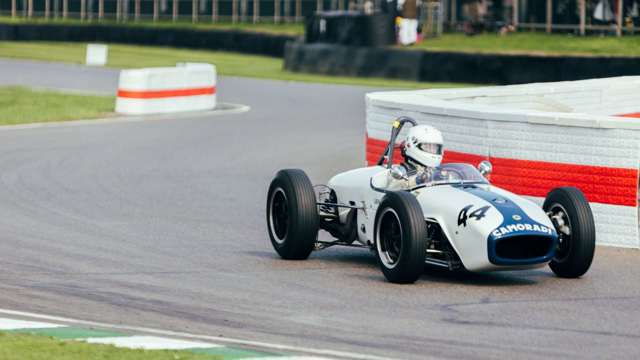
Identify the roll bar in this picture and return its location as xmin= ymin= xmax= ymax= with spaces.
xmin=376 ymin=116 xmax=417 ymax=169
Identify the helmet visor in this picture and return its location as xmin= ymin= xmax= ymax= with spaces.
xmin=418 ymin=143 xmax=443 ymax=155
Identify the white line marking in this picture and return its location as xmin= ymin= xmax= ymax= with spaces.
xmin=0 ymin=103 xmax=250 ymax=132
xmin=84 ymin=335 xmax=221 ymax=350
xmin=0 ymin=309 xmax=398 ymax=360
xmin=0 ymin=317 xmax=66 ymax=330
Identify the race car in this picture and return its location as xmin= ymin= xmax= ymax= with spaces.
xmin=266 ymin=117 xmax=596 ymax=284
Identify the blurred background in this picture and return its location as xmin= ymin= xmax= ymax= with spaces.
xmin=1 ymin=0 xmax=638 ymax=36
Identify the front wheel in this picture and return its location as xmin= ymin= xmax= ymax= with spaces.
xmin=374 ymin=191 xmax=427 ymax=284
xmin=544 ymin=187 xmax=596 ymax=278
xmin=266 ymin=169 xmax=319 ymax=260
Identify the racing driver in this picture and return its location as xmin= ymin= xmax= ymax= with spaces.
xmin=386 ymin=124 xmax=444 ymax=190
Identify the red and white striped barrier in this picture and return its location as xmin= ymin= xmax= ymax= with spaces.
xmin=115 ymin=63 xmax=216 ymax=115
xmin=366 ymin=76 xmax=640 ymax=248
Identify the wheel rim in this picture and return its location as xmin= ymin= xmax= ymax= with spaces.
xmin=269 ymin=188 xmax=289 ymax=244
xmin=549 ymin=203 xmax=573 ymax=263
xmin=376 ymin=208 xmax=403 ymax=269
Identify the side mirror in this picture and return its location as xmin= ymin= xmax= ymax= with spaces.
xmin=478 ymin=160 xmax=492 ymax=178
xmin=390 ymin=165 xmax=408 ymax=180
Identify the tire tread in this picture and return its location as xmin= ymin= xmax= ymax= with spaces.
xmin=375 ymin=191 xmax=427 ymax=284
xmin=267 ymin=169 xmax=319 ymax=260
xmin=544 ymin=186 xmax=596 ymax=278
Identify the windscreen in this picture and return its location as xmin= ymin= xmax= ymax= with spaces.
xmin=427 ymin=163 xmax=488 ymax=185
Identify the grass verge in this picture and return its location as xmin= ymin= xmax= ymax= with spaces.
xmin=413 ymin=32 xmax=640 ymax=57
xmin=0 ymin=332 xmax=219 ymax=360
xmin=0 ymin=41 xmax=466 ymax=89
xmin=0 ymin=16 xmax=305 ymax=36
xmin=0 ymin=86 xmax=113 ymax=125
xmin=2 ymin=17 xmax=639 ymax=56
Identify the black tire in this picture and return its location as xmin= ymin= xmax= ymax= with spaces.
xmin=266 ymin=169 xmax=319 ymax=260
xmin=543 ymin=187 xmax=596 ymax=278
xmin=374 ymin=191 xmax=427 ymax=284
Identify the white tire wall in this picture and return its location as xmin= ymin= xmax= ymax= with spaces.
xmin=366 ymin=77 xmax=640 ymax=248
xmin=115 ymin=63 xmax=217 ymax=115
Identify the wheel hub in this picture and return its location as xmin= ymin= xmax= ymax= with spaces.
xmin=377 ymin=208 xmax=403 ymax=269
xmin=269 ymin=188 xmax=289 ymax=244
xmin=548 ymin=204 xmax=573 ymax=262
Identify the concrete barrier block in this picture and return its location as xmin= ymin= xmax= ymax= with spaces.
xmin=85 ymin=43 xmax=108 ymax=66
xmin=599 ymin=117 xmax=640 ymax=130
xmin=590 ymin=203 xmax=640 ymax=247
xmin=115 ymin=63 xmax=216 ymax=115
xmin=526 ymin=113 xmax=599 ymax=128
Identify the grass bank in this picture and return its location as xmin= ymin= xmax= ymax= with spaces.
xmin=0 ymin=332 xmax=219 ymax=360
xmin=0 ymin=41 xmax=466 ymax=89
xmin=0 ymin=86 xmax=113 ymax=125
xmin=414 ymin=32 xmax=640 ymax=57
xmin=0 ymin=16 xmax=304 ymax=35
xmin=2 ymin=16 xmax=638 ymax=56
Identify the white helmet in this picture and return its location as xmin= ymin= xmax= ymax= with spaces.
xmin=403 ymin=125 xmax=444 ymax=168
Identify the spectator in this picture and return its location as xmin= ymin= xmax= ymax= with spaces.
xmin=499 ymin=0 xmax=516 ymax=35
xmin=364 ymin=0 xmax=374 ymax=14
xmin=626 ymin=0 xmax=639 ymax=26
xmin=397 ymin=0 xmax=419 ymax=45
xmin=382 ymin=0 xmax=399 ymax=17
xmin=593 ymin=0 xmax=614 ymax=24
xmin=462 ymin=0 xmax=488 ymax=35
xmin=503 ymin=0 xmax=514 ymax=25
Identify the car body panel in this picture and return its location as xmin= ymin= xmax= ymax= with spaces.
xmin=327 ymin=166 xmax=387 ymax=245
xmin=327 ymin=164 xmax=558 ymax=272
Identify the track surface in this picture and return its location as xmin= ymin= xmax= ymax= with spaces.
xmin=1 ymin=59 xmax=639 ymax=359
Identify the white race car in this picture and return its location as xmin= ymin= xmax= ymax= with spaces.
xmin=266 ymin=118 xmax=596 ymax=283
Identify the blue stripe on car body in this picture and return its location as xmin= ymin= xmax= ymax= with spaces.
xmin=456 ymin=184 xmax=558 ymax=266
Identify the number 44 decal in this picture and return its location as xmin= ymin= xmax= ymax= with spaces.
xmin=458 ymin=205 xmax=490 ymax=227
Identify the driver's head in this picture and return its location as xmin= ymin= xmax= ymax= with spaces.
xmin=403 ymin=125 xmax=444 ymax=168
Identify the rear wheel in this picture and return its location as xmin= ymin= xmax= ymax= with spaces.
xmin=544 ymin=187 xmax=596 ymax=278
xmin=267 ymin=169 xmax=319 ymax=260
xmin=374 ymin=191 xmax=427 ymax=284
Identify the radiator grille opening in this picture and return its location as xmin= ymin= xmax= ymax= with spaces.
xmin=495 ymin=236 xmax=554 ymax=260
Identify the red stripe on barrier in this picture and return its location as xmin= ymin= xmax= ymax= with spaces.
xmin=619 ymin=113 xmax=640 ymax=118
xmin=366 ymin=137 xmax=487 ymax=166
xmin=117 ymin=86 xmax=216 ymax=99
xmin=366 ymin=136 xmax=638 ymax=207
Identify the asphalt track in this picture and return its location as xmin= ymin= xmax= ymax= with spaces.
xmin=1 ymin=58 xmax=640 ymax=359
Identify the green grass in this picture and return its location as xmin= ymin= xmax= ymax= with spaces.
xmin=0 ymin=16 xmax=304 ymax=35
xmin=0 ymin=332 xmax=219 ymax=360
xmin=0 ymin=86 xmax=114 ymax=125
xmin=3 ymin=16 xmax=639 ymax=56
xmin=414 ymin=32 xmax=640 ymax=57
xmin=0 ymin=41 xmax=466 ymax=89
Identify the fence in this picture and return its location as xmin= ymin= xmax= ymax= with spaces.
xmin=0 ymin=0 xmax=367 ymax=23
xmin=1 ymin=0 xmax=639 ymax=35
xmin=441 ymin=0 xmax=640 ymax=36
